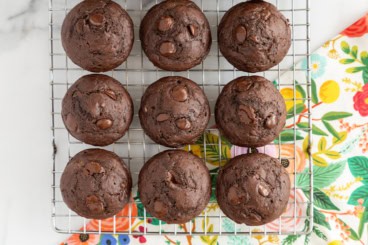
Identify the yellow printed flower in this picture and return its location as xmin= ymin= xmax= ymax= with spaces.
xmin=319 ymin=80 xmax=340 ymax=103
xmin=268 ymin=235 xmax=279 ymax=243
xmin=328 ymin=240 xmax=342 ymax=245
xmin=184 ymin=144 xmax=202 ymax=158
xmin=280 ymin=88 xmax=304 ymax=111
xmin=328 ymin=49 xmax=340 ymax=59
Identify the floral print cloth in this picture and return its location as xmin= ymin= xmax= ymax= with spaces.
xmin=60 ymin=14 xmax=368 ymax=245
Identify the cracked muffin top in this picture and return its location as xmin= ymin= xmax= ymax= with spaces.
xmin=218 ymin=0 xmax=291 ymax=72
xmin=60 ymin=149 xmax=132 ymax=219
xmin=139 ymin=76 xmax=210 ymax=148
xmin=140 ymin=0 xmax=212 ymax=71
xmin=61 ymin=0 xmax=134 ymax=72
xmin=138 ymin=150 xmax=211 ymax=224
xmin=216 ymin=153 xmax=290 ymax=226
xmin=61 ymin=74 xmax=133 ymax=146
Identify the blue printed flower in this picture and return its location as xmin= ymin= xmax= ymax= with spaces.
xmin=118 ymin=235 xmax=130 ymax=245
xmin=301 ymin=54 xmax=327 ymax=79
xmin=100 ymin=234 xmax=117 ymax=245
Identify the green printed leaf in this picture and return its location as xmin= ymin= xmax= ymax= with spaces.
xmin=296 ymin=169 xmax=310 ymax=188
xmin=313 ymin=226 xmax=328 ymax=241
xmin=348 ymin=186 xmax=368 ymax=206
xmin=363 ymin=69 xmax=368 ymax=84
xmin=341 ymin=41 xmax=350 ymax=54
xmin=337 ymin=218 xmax=360 ymax=240
xmin=346 ymin=66 xmax=366 ymax=73
xmin=361 ymin=51 xmax=368 ymax=66
xmin=311 ymin=79 xmax=319 ymax=104
xmin=313 ymin=161 xmax=346 ymax=188
xmin=321 ymin=111 xmax=353 ymax=121
xmin=339 ymin=58 xmax=355 ymax=64
xmin=303 ymin=188 xmax=340 ymax=210
xmin=318 ymin=137 xmax=327 ymax=151
xmin=275 ymin=130 xmax=304 ymax=143
xmin=351 ymin=45 xmax=358 ymax=59
xmin=295 ymin=82 xmax=306 ymax=99
xmin=333 ymin=131 xmax=348 ymax=145
xmin=358 ymin=208 xmax=368 ymax=238
xmin=313 ymin=208 xmax=331 ymax=230
xmin=282 ymin=235 xmax=301 ymax=245
xmin=297 ymin=122 xmax=328 ymax=136
xmin=313 ymin=154 xmax=328 ymax=167
xmin=348 ymin=156 xmax=368 ymax=184
xmin=323 ymin=120 xmax=340 ymax=139
xmin=286 ymin=103 xmax=305 ymax=119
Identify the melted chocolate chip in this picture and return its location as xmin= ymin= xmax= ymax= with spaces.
xmin=89 ymin=13 xmax=104 ymax=26
xmin=156 ymin=113 xmax=170 ymax=122
xmin=158 ymin=16 xmax=174 ymax=32
xmin=160 ymin=42 xmax=176 ymax=56
xmin=171 ymin=85 xmax=188 ymax=102
xmin=265 ymin=114 xmax=277 ymax=129
xmin=188 ymin=24 xmax=198 ymax=36
xmin=96 ymin=118 xmax=113 ymax=130
xmin=235 ymin=25 xmax=247 ymax=43
xmin=86 ymin=195 xmax=104 ymax=213
xmin=176 ymin=118 xmax=192 ymax=130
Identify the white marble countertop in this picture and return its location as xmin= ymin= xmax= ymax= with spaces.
xmin=0 ymin=0 xmax=368 ymax=244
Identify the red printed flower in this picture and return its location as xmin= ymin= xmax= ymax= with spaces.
xmin=354 ymin=84 xmax=368 ymax=116
xmin=341 ymin=14 xmax=368 ymax=37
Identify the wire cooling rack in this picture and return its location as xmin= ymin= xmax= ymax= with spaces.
xmin=50 ymin=0 xmax=313 ymax=236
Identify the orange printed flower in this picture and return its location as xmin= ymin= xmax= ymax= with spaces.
xmin=63 ymin=233 xmax=100 ymax=245
xmin=266 ymin=189 xmax=305 ymax=231
xmin=87 ymin=200 xmax=138 ymax=232
xmin=276 ymin=144 xmax=306 ymax=185
xmin=341 ymin=14 xmax=368 ymax=37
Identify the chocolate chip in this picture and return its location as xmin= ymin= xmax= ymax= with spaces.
xmin=235 ymin=81 xmax=253 ymax=92
xmin=75 ymin=19 xmax=85 ymax=33
xmin=156 ymin=113 xmax=170 ymax=122
xmin=235 ymin=25 xmax=247 ymax=43
xmin=158 ymin=16 xmax=174 ymax=32
xmin=160 ymin=42 xmax=176 ymax=56
xmin=85 ymin=161 xmax=105 ymax=174
xmin=258 ymin=183 xmax=270 ymax=197
xmin=104 ymin=89 xmax=117 ymax=100
xmin=153 ymin=200 xmax=168 ymax=218
xmin=188 ymin=24 xmax=198 ymax=36
xmin=265 ymin=114 xmax=277 ymax=129
xmin=248 ymin=211 xmax=262 ymax=222
xmin=238 ymin=105 xmax=256 ymax=124
xmin=89 ymin=13 xmax=104 ymax=26
xmin=86 ymin=195 xmax=104 ymax=213
xmin=96 ymin=118 xmax=113 ymax=130
xmin=281 ymin=159 xmax=290 ymax=168
xmin=227 ymin=186 xmax=241 ymax=205
xmin=176 ymin=118 xmax=191 ymax=130
xmin=171 ymin=85 xmax=188 ymax=102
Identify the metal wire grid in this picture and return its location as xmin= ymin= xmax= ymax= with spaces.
xmin=50 ymin=0 xmax=313 ymax=236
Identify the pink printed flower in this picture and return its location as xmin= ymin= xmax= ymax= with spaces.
xmin=353 ymin=84 xmax=368 ymax=116
xmin=341 ymin=14 xmax=368 ymax=37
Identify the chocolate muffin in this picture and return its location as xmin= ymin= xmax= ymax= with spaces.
xmin=218 ymin=0 xmax=291 ymax=72
xmin=216 ymin=153 xmax=290 ymax=226
xmin=61 ymin=0 xmax=134 ymax=72
xmin=62 ymin=74 xmax=133 ymax=146
xmin=140 ymin=0 xmax=212 ymax=71
xmin=215 ymin=76 xmax=286 ymax=147
xmin=60 ymin=149 xmax=132 ymax=219
xmin=138 ymin=150 xmax=211 ymax=224
xmin=139 ymin=76 xmax=210 ymax=148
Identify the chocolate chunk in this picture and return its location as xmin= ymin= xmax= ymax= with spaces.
xmin=171 ymin=85 xmax=188 ymax=102
xmin=89 ymin=13 xmax=104 ymax=26
xmin=160 ymin=42 xmax=176 ymax=56
xmin=188 ymin=24 xmax=198 ymax=37
xmin=96 ymin=118 xmax=113 ymax=130
xmin=157 ymin=113 xmax=170 ymax=122
xmin=86 ymin=195 xmax=105 ymax=213
xmin=158 ymin=16 xmax=174 ymax=32
xmin=235 ymin=25 xmax=247 ymax=43
xmin=265 ymin=114 xmax=277 ymax=129
xmin=176 ymin=118 xmax=192 ymax=130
